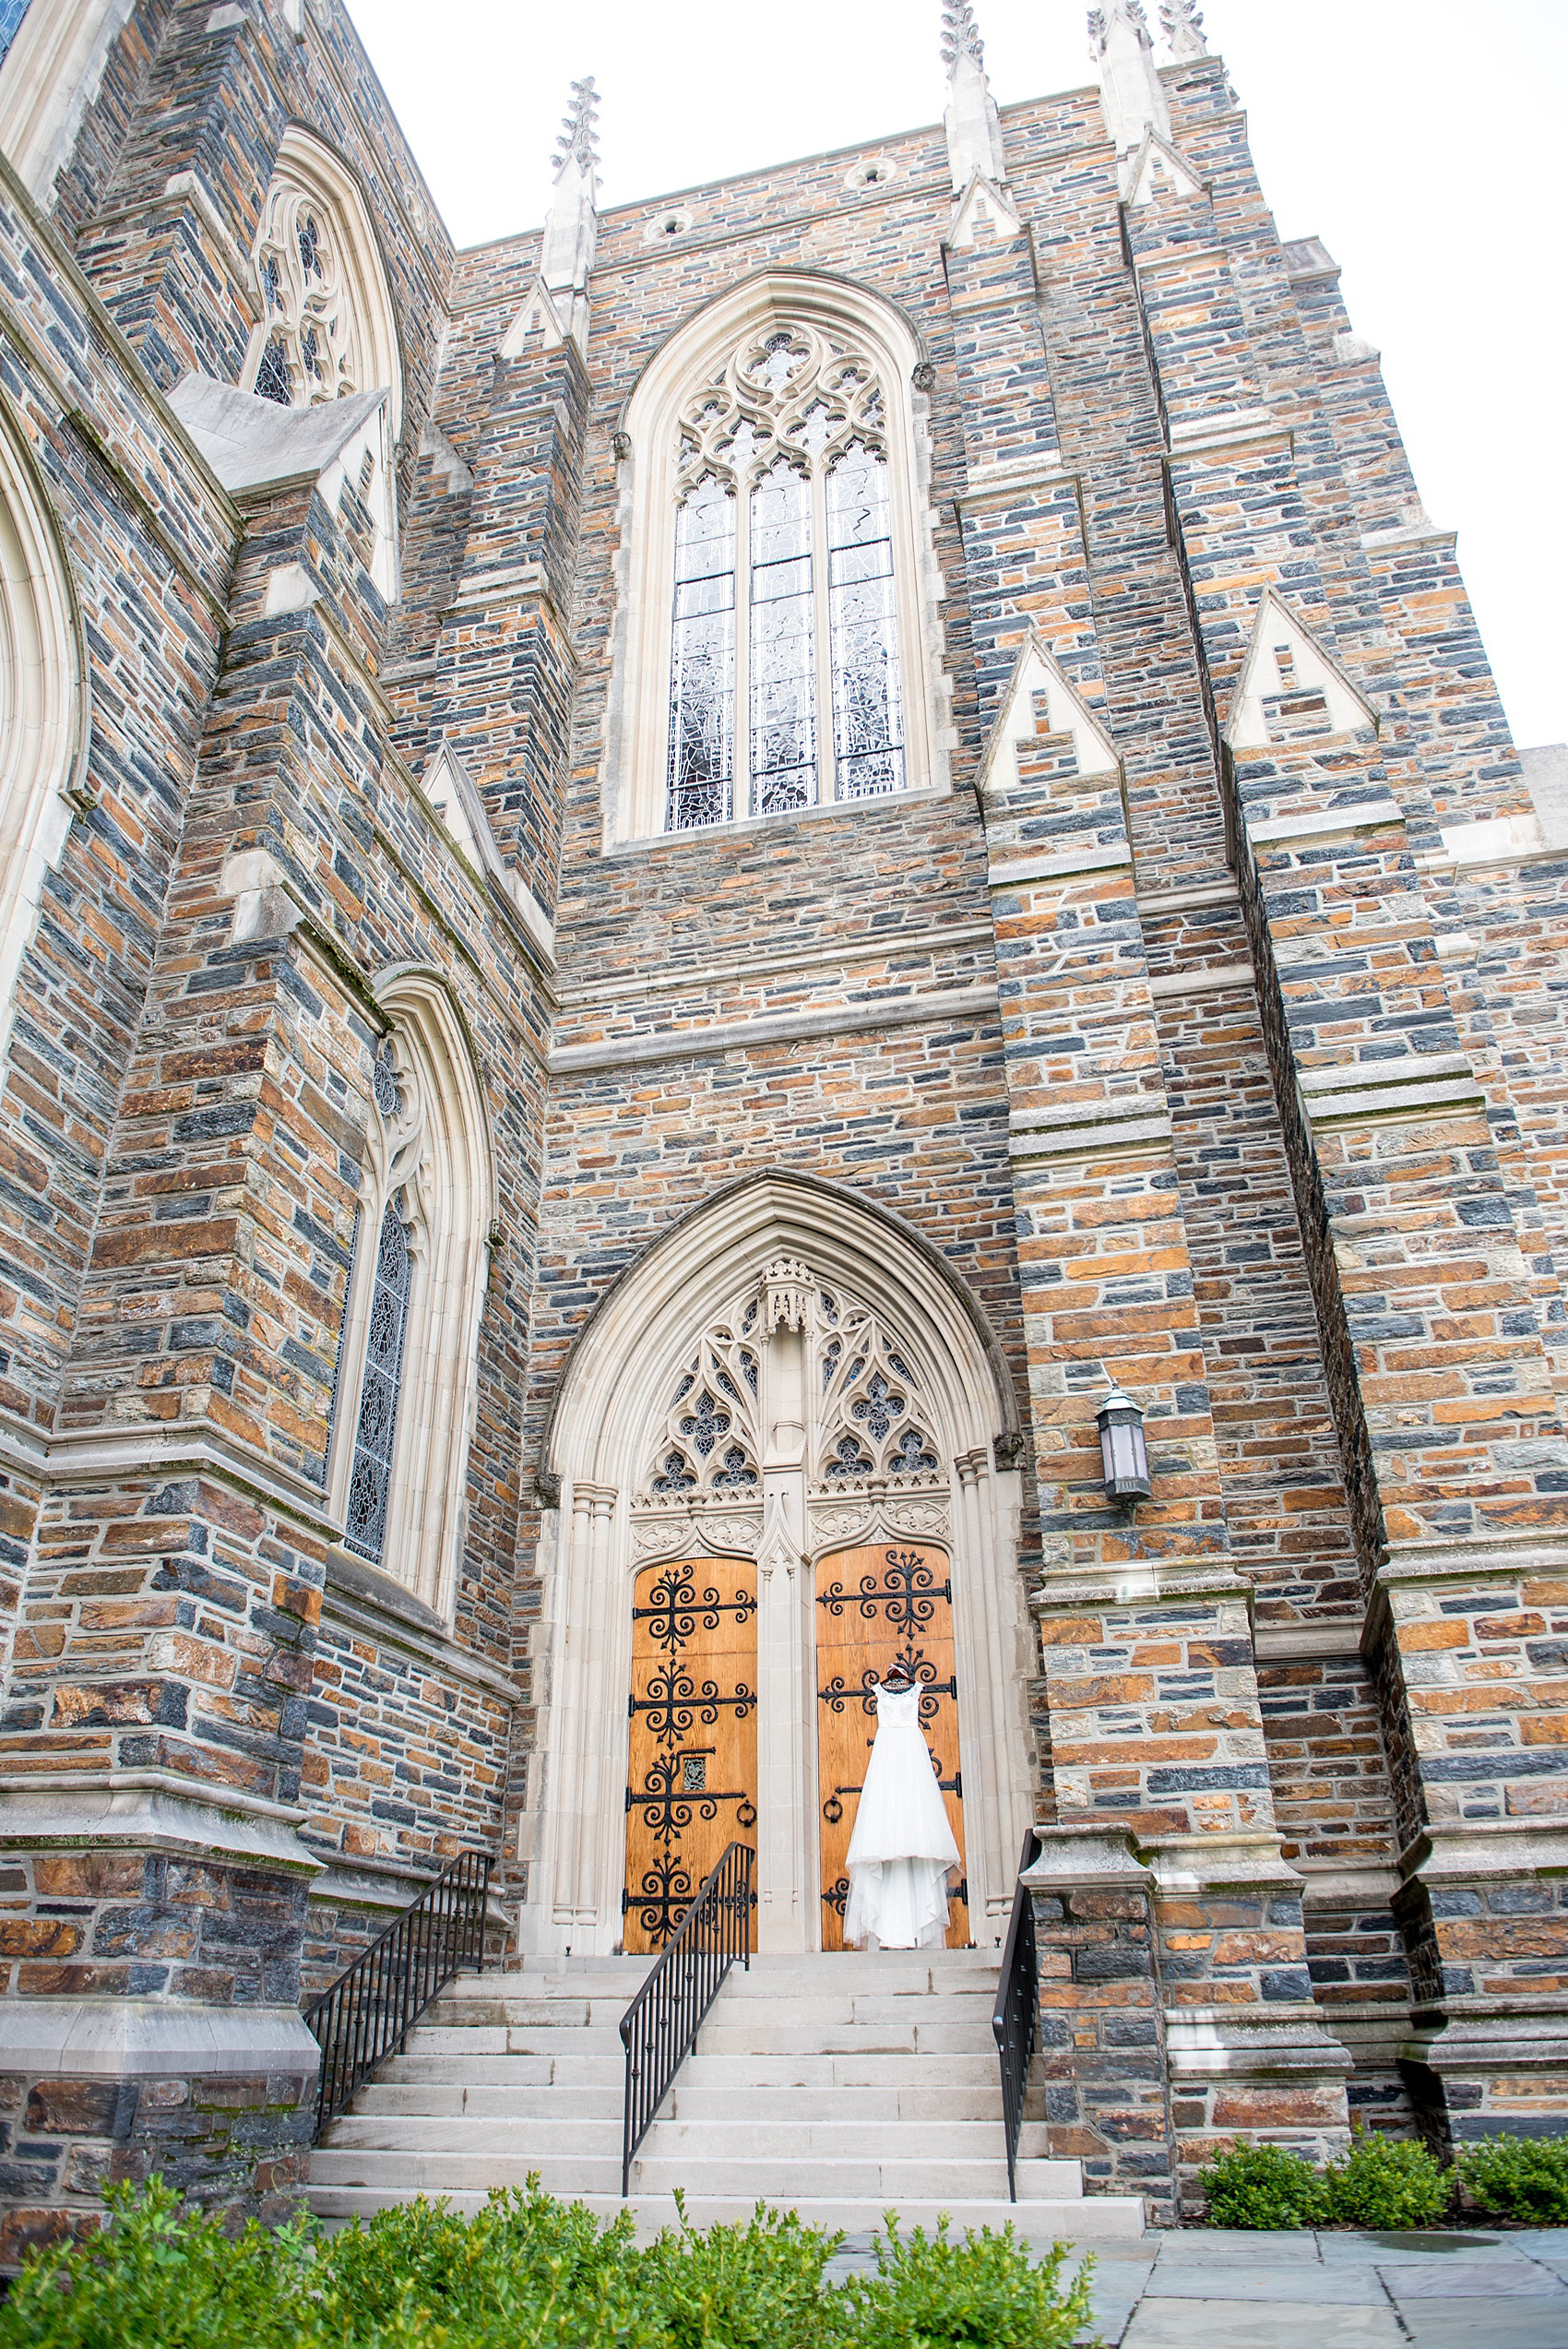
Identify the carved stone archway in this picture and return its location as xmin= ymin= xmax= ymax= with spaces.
xmin=521 ymin=1173 xmax=1031 ymax=1956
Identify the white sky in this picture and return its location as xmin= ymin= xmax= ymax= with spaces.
xmin=350 ymin=0 xmax=1566 ymax=750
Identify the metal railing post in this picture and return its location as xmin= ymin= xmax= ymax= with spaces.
xmin=619 ymin=1840 xmax=754 ymax=2198
xmin=307 ymin=1848 xmax=493 ymax=2139
xmin=992 ymin=1826 xmax=1043 ymax=2203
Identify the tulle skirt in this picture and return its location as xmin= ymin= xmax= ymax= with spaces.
xmin=844 ymin=1687 xmax=960 ymax=1950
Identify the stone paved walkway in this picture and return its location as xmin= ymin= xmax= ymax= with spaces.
xmin=822 ymin=2223 xmax=1568 ymax=2345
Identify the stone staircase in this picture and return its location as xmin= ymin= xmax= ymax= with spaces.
xmin=309 ymin=1945 xmax=1145 ymax=2242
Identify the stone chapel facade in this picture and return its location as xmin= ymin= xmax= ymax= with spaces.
xmin=0 ymin=0 xmax=1561 ymax=2249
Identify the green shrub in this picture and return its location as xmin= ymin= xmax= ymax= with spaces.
xmin=0 ymin=2182 xmax=1094 ymax=2349
xmin=837 ymin=2213 xmax=1093 ymax=2347
xmin=1457 ymin=2134 xmax=1568 ymax=2224
xmin=0 ymin=2176 xmax=324 ymax=2349
xmin=634 ymin=2198 xmax=849 ymax=2348
xmin=1195 ymin=2142 xmax=1324 ymax=2229
xmin=318 ymin=2180 xmax=653 ymax=2347
xmin=1319 ymin=2131 xmax=1453 ymax=2230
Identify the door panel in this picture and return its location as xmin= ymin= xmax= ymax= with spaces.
xmin=814 ymin=1543 xmax=968 ymax=1950
xmin=624 ymin=1556 xmax=757 ymax=1954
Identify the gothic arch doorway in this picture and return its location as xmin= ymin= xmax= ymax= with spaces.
xmin=523 ymin=1174 xmax=1031 ymax=1958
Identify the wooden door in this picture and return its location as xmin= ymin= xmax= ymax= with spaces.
xmin=624 ymin=1556 xmax=757 ymax=1954
xmin=814 ymin=1542 xmax=968 ymax=1950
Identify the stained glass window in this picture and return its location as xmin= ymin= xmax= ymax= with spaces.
xmin=667 ymin=477 xmax=735 ymax=830
xmin=255 ymin=337 xmax=292 ymax=407
xmin=749 ymin=460 xmax=815 ymax=814
xmin=664 ymin=324 xmax=908 ymax=831
xmin=345 ymin=1203 xmax=412 ymax=1565
xmin=828 ymin=445 xmax=905 ymax=798
xmin=0 ymin=0 xmax=30 ymax=68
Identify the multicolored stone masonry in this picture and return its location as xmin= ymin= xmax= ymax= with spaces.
xmin=0 ymin=0 xmax=1559 ymax=2241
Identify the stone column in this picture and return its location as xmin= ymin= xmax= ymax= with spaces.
xmin=1025 ymin=1825 xmax=1178 ymax=2224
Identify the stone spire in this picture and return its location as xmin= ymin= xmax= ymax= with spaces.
xmin=941 ymin=1 xmax=1007 ymax=194
xmin=1087 ymin=2 xmax=1170 ymax=153
xmin=1159 ymin=0 xmax=1208 ymax=60
xmin=540 ymin=75 xmax=600 ymax=302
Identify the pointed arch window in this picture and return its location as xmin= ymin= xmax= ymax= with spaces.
xmin=241 ymin=127 xmax=404 ymax=443
xmin=327 ymin=987 xmax=493 ymax=1614
xmin=667 ymin=326 xmax=907 ymax=831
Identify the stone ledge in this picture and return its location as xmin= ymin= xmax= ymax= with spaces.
xmin=1397 ymin=1818 xmax=1568 ymax=1886
xmin=547 ymin=983 xmax=1000 ymax=1076
xmin=1009 ymin=1093 xmax=1173 ymax=1163
xmin=1247 ymin=798 xmax=1405 ymax=850
xmin=0 ymin=1772 xmax=322 ymax=1877
xmin=1253 ymin=1615 xmax=1365 ymax=1662
xmin=987 ymin=840 xmax=1132 ymax=888
xmin=0 ymin=1998 xmax=320 ymax=2079
xmin=322 ymin=1553 xmax=519 ymax=1707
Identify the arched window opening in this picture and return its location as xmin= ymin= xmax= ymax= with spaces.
xmin=327 ymin=984 xmax=493 ymax=1614
xmin=666 ymin=326 xmax=906 ymax=832
xmin=610 ymin=276 xmax=949 ymax=845
xmin=242 ymin=127 xmax=404 ymax=444
xmin=0 ymin=395 xmax=87 ymax=1066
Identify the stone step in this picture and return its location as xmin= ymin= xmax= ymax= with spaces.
xmin=324 ymin=2115 xmax=1057 ymax=2166
xmin=355 ymin=2079 xmax=1017 ymax=2125
xmin=666 ymin=2081 xmax=1009 ymax=2123
xmin=404 ymin=2026 xmax=625 ymax=2058
xmin=689 ymin=2020 xmax=992 ymax=2056
xmin=675 ymin=2050 xmax=1001 ymax=2090
xmin=307 ymin=2186 xmax=1146 ymax=2244
xmin=385 ymin=2053 xmax=624 ymax=2088
xmin=382 ymin=2048 xmax=1000 ymax=2092
xmin=352 ymin=2082 xmax=626 ymax=2119
xmin=311 ymin=2145 xmax=1080 ymax=2203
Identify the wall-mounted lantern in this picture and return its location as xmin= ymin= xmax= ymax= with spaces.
xmin=1097 ymin=1383 xmax=1150 ymax=1505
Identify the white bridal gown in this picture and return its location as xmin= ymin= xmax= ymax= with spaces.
xmin=843 ymin=1681 xmax=961 ymax=1950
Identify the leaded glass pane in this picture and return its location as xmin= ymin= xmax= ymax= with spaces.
xmin=255 ymin=337 xmax=293 ymax=407
xmin=749 ymin=460 xmax=815 ymax=815
xmin=827 ymin=445 xmax=905 ymax=799
xmin=345 ymin=1204 xmax=412 ymax=1566
xmin=0 ymin=0 xmax=30 ymax=67
xmin=667 ymin=478 xmax=735 ymax=830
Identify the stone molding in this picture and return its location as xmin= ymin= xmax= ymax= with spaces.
xmin=1253 ymin=1615 xmax=1364 ymax=1662
xmin=1245 ymin=799 xmax=1404 ymax=851
xmin=0 ymin=1998 xmax=320 ymax=2080
xmin=557 ymin=919 xmax=993 ymax=1009
xmin=1296 ymin=1050 xmax=1484 ymax=1133
xmin=1008 ymin=1093 xmax=1173 ymax=1164
xmin=0 ymin=1773 xmax=322 ymax=1876
xmin=547 ymin=983 xmax=998 ymax=1077
xmin=1032 ymin=1554 xmax=1251 ymax=1608
xmin=1397 ymin=1818 xmax=1568 ymax=1888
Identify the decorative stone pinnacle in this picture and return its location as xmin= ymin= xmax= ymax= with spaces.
xmin=1087 ymin=0 xmax=1152 ymax=62
xmin=552 ymin=76 xmax=600 ymax=178
xmin=940 ymin=0 xmax=985 ymax=72
xmin=1159 ymin=0 xmax=1207 ymax=57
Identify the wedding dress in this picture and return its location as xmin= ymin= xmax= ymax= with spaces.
xmin=843 ymin=1680 xmax=961 ymax=1950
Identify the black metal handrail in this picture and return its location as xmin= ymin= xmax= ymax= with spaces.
xmin=619 ymin=1840 xmax=754 ymax=2197
xmin=992 ymin=1825 xmax=1043 ymax=2202
xmin=307 ymin=1847 xmax=492 ymax=2137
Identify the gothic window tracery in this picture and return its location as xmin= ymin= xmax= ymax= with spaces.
xmin=667 ymin=323 xmax=906 ymax=831
xmin=815 ymin=1302 xmax=941 ymax=1484
xmin=251 ymin=172 xmax=361 ymax=412
xmin=241 ymin=129 xmax=403 ymax=445
xmin=646 ymin=1318 xmax=765 ymax=1497
xmin=636 ymin=1272 xmax=944 ymax=1508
